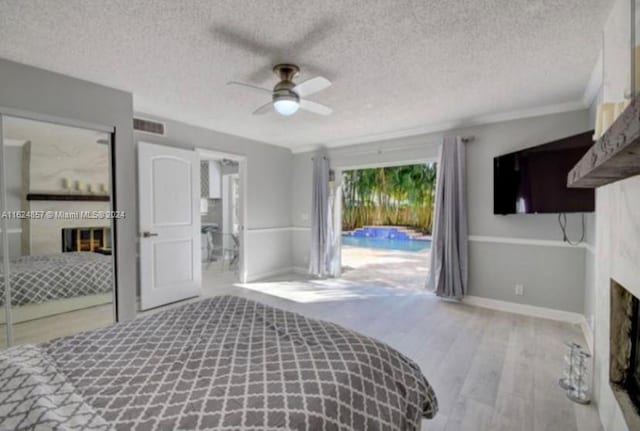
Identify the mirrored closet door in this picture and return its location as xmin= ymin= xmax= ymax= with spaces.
xmin=0 ymin=115 xmax=116 ymax=348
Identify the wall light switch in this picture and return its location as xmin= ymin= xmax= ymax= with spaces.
xmin=515 ymin=284 xmax=524 ymax=296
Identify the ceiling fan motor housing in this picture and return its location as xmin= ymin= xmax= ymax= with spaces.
xmin=272 ymin=64 xmax=301 ymax=104
xmin=273 ymin=63 xmax=299 ymax=82
xmin=272 ymin=82 xmax=300 ymax=104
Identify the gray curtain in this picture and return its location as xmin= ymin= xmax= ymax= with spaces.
xmin=309 ymin=156 xmax=333 ymax=277
xmin=426 ymin=136 xmax=468 ymax=299
xmin=326 ymin=183 xmax=340 ymax=277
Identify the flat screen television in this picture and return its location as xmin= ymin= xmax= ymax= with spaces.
xmin=493 ymin=131 xmax=595 ymax=215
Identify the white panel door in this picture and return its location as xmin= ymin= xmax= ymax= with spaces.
xmin=138 ymin=142 xmax=201 ymax=310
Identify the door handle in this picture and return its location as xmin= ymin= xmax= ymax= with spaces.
xmin=142 ymin=231 xmax=159 ymax=238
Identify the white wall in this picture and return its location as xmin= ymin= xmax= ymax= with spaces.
xmin=1 ymin=145 xmax=23 ymax=258
xmin=4 ymin=119 xmax=111 ymax=193
xmin=133 ymin=113 xmax=294 ymax=281
xmin=291 ymin=109 xmax=593 ymax=312
xmin=584 ymin=66 xmax=602 ymax=333
xmin=591 ymin=177 xmax=640 ymax=431
xmin=4 ymin=121 xmax=112 ymax=255
xmin=602 ymin=0 xmax=632 ymax=104
xmin=587 ymin=0 xmax=638 ymax=429
xmin=583 ymin=215 xmax=597 ymax=330
xmin=465 ymin=111 xmax=592 ymax=313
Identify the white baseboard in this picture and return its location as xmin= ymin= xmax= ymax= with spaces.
xmin=245 ymin=267 xmax=292 ymax=282
xmin=246 ymin=266 xmax=310 ymax=282
xmin=245 ymin=266 xmax=313 ymax=282
xmin=463 ymin=295 xmax=584 ymax=324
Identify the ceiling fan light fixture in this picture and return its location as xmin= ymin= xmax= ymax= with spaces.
xmin=273 ymin=94 xmax=300 ymax=116
xmin=227 ymin=64 xmax=332 ymax=117
xmin=274 ymin=100 xmax=299 ymax=116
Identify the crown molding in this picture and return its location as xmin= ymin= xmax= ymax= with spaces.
xmin=317 ymin=140 xmax=439 ymax=159
xmin=291 ymin=143 xmax=325 ymax=154
xmin=290 ymin=100 xmax=588 ymax=154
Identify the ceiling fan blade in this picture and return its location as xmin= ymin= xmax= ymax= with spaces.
xmin=252 ymin=102 xmax=273 ymax=115
xmin=227 ymin=81 xmax=272 ymax=95
xmin=299 ymin=99 xmax=333 ymax=116
xmin=293 ymin=77 xmax=332 ymax=97
xmin=212 ymin=26 xmax=279 ymax=57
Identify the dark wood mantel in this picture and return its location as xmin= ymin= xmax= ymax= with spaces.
xmin=26 ymin=193 xmax=110 ymax=202
xmin=568 ymin=96 xmax=640 ymax=188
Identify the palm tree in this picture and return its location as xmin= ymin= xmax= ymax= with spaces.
xmin=341 ymin=163 xmax=437 ymax=233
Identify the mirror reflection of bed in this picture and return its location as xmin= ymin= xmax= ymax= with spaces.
xmin=0 ymin=116 xmax=115 ymax=346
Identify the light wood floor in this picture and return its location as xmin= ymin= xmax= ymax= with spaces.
xmin=3 ymin=270 xmax=603 ymax=431
xmin=211 ymin=275 xmax=603 ymax=431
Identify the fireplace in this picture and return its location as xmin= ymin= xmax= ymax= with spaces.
xmin=610 ymin=280 xmax=640 ymax=429
xmin=61 ymin=227 xmax=111 ymax=254
xmin=628 ymin=295 xmax=640 ymax=411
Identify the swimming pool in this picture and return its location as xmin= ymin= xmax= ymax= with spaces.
xmin=341 ymin=235 xmax=431 ymax=252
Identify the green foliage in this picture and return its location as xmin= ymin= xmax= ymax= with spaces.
xmin=341 ymin=163 xmax=437 ymax=233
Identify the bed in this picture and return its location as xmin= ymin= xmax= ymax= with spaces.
xmin=0 ymin=295 xmax=438 ymax=430
xmin=0 ymin=252 xmax=113 ymax=307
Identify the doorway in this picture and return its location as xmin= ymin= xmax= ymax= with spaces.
xmin=336 ymin=161 xmax=437 ymax=290
xmin=197 ymin=149 xmax=247 ymax=290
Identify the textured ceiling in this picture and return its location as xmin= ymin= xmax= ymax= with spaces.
xmin=0 ymin=0 xmax=614 ymax=150
xmin=4 ymin=116 xmax=107 ymax=146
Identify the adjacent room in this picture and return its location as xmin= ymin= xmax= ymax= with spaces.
xmin=0 ymin=1 xmax=637 ymax=430
xmin=199 ymin=152 xmax=243 ymax=290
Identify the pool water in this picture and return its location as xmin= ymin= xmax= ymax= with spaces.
xmin=341 ymin=235 xmax=431 ymax=252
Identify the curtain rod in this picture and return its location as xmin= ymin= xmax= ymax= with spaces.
xmin=310 ymin=135 xmax=474 ymax=160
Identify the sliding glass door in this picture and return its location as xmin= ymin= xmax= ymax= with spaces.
xmin=0 ymin=114 xmax=116 ymax=348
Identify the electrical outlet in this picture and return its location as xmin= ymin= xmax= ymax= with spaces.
xmin=515 ymin=284 xmax=524 ymax=296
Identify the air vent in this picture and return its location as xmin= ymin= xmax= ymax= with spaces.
xmin=133 ymin=118 xmax=166 ymax=136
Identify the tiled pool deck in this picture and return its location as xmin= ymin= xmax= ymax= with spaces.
xmin=340 ymin=245 xmax=430 ymax=290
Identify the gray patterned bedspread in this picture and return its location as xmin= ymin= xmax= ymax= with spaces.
xmin=0 ymin=345 xmax=112 ymax=431
xmin=2 ymin=296 xmax=438 ymax=430
xmin=0 ymin=252 xmax=113 ymax=306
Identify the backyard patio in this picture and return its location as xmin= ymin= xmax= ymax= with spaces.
xmin=340 ymin=244 xmax=430 ymax=290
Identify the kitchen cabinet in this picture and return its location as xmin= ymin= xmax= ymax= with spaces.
xmin=201 ymin=160 xmax=221 ymax=199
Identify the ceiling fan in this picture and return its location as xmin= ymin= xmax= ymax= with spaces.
xmin=227 ymin=64 xmax=332 ymax=117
